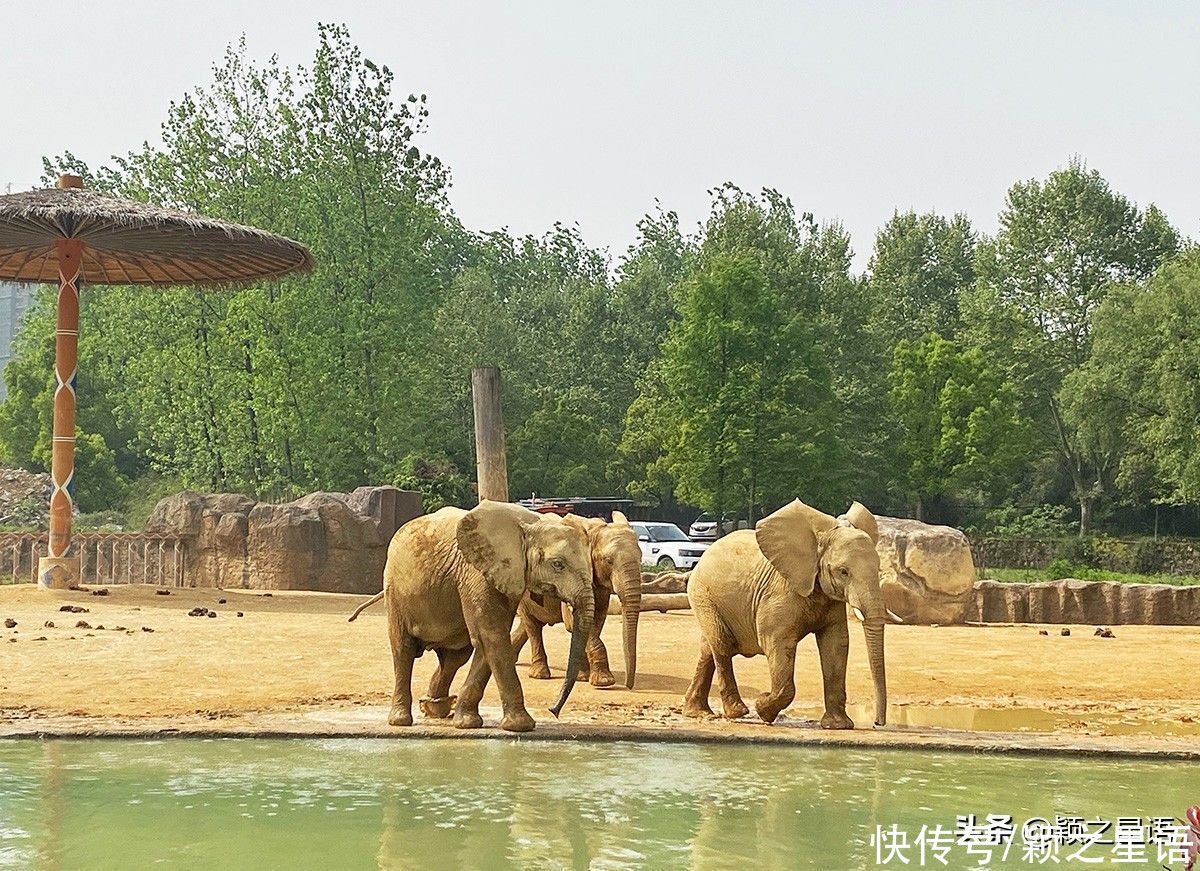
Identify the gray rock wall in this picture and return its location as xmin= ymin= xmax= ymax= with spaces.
xmin=145 ymin=487 xmax=422 ymax=593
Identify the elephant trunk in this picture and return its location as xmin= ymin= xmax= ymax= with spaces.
xmin=861 ymin=618 xmax=887 ymax=727
xmin=549 ymin=590 xmax=594 ymax=718
xmin=614 ymin=556 xmax=642 ymax=688
xmin=850 ymin=590 xmax=888 ymax=726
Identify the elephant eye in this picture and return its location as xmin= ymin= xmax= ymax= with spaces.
xmin=551 ymin=558 xmax=566 ymax=572
xmin=838 ymin=566 xmax=850 ymax=577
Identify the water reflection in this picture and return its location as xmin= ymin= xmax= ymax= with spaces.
xmin=0 ymin=739 xmax=1194 ymax=870
xmin=784 ymin=702 xmax=1200 ymax=737
xmin=36 ymin=741 xmax=64 ymax=871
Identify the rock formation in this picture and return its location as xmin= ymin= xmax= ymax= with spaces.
xmin=145 ymin=487 xmax=422 ymax=593
xmin=875 ymin=516 xmax=976 ymax=624
xmin=971 ymin=578 xmax=1200 ymax=625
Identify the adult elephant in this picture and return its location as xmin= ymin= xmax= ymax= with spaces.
xmin=682 ymin=499 xmax=888 ymax=728
xmin=380 ymin=500 xmax=594 ymax=733
xmin=510 ymin=510 xmax=643 ymax=689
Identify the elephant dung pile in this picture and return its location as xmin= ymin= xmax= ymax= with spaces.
xmin=874 ymin=517 xmax=976 ymax=624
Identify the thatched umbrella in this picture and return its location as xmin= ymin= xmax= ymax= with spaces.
xmin=0 ymin=174 xmax=311 ymax=588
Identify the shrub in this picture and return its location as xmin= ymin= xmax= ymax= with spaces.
xmin=1054 ymin=537 xmax=1095 ymax=567
xmin=120 ymin=474 xmax=185 ymax=529
xmin=77 ymin=510 xmax=127 ymax=531
xmin=392 ymin=452 xmax=472 ymax=512
xmin=1044 ymin=558 xmax=1079 ymax=580
xmin=1131 ymin=539 xmax=1164 ymax=574
xmin=1091 ymin=536 xmax=1132 ymax=572
xmin=34 ymin=432 xmax=129 ymax=513
xmin=976 ymin=503 xmax=1076 ymax=538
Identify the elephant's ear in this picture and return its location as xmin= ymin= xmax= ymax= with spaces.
xmin=839 ymin=501 xmax=880 ymax=544
xmin=561 ymin=513 xmax=603 ymax=538
xmin=755 ymin=500 xmax=835 ymax=596
xmin=610 ymin=510 xmax=630 ymax=526
xmin=456 ymin=500 xmax=538 ymax=600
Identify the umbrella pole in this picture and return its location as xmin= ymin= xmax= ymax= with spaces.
xmin=38 ymin=237 xmax=83 ymax=589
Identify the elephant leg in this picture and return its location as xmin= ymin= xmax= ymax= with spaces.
xmin=453 ymin=647 xmax=490 ymax=730
xmin=477 ymin=621 xmax=535 ymax=733
xmin=523 ymin=615 xmax=553 ymax=680
xmin=682 ymin=641 xmax=716 ymax=718
xmin=585 ymin=586 xmax=615 ymax=687
xmin=421 ymin=646 xmax=471 ymax=719
xmin=754 ymin=642 xmax=797 ymax=724
xmin=714 ymin=653 xmax=749 ymax=719
xmin=816 ymin=617 xmax=854 ymax=730
xmin=388 ymin=629 xmax=420 ymax=727
xmin=510 ymin=620 xmax=528 ymax=658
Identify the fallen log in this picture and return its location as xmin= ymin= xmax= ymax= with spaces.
xmin=608 ymin=592 xmax=691 ymax=615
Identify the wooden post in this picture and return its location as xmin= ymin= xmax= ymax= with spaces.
xmin=39 ymin=174 xmax=84 ymax=589
xmin=471 ymin=367 xmax=509 ymax=503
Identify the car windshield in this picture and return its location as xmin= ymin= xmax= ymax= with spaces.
xmin=646 ymin=524 xmax=689 ymax=542
xmin=694 ymin=514 xmax=713 ymax=523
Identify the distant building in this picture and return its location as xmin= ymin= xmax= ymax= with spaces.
xmin=0 ymin=281 xmax=34 ymax=399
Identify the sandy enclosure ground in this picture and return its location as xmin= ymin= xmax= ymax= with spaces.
xmin=1 ymin=584 xmax=1198 ymax=756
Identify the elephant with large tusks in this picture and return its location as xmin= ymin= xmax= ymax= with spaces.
xmin=374 ymin=500 xmax=595 ymax=732
xmin=682 ymin=499 xmax=888 ymax=728
xmin=511 ymin=510 xmax=643 ymax=689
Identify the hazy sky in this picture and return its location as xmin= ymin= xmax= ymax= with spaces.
xmin=3 ymin=1 xmax=1197 ymax=268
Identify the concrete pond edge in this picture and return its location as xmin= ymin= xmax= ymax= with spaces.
xmin=2 ymin=711 xmax=1196 ymax=762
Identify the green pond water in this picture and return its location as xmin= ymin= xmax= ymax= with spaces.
xmin=0 ymin=739 xmax=1194 ymax=869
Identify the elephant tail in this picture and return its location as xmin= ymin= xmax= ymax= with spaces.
xmin=347 ymin=590 xmax=385 ymax=622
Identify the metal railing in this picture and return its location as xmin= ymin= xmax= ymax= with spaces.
xmin=0 ymin=532 xmax=185 ymax=586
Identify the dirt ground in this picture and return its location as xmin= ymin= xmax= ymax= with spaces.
xmin=1 ymin=584 xmax=1197 ymax=755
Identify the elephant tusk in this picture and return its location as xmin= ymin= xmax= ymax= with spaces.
xmin=851 ymin=607 xmax=865 ymax=622
xmin=886 ymin=609 xmax=904 ymax=624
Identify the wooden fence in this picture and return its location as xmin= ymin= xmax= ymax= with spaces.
xmin=0 ymin=532 xmax=185 ymax=586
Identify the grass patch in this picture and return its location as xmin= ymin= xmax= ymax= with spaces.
xmin=981 ymin=565 xmax=1200 ymax=587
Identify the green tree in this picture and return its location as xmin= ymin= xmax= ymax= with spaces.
xmin=888 ymin=334 xmax=1028 ymax=518
xmin=617 ymin=187 xmax=853 ymax=518
xmin=1066 ymin=250 xmax=1200 ymax=507
xmin=964 ymin=159 xmax=1178 ymax=533
xmin=508 ymin=388 xmax=616 ymax=497
xmin=0 ymin=288 xmax=139 ymax=510
xmin=657 ymin=254 xmax=837 ymax=525
xmin=808 ymin=223 xmax=894 ymax=507
xmin=426 ymin=224 xmax=623 ymax=498
xmin=867 ymin=210 xmax=975 ymax=343
xmin=20 ymin=25 xmax=465 ymax=498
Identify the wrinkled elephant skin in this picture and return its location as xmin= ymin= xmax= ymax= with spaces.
xmin=683 ymin=499 xmax=888 ymax=728
xmin=512 ymin=510 xmax=643 ymax=689
xmin=382 ymin=501 xmax=594 ymax=732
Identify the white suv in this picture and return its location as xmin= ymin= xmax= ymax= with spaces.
xmin=631 ymin=522 xmax=710 ymax=570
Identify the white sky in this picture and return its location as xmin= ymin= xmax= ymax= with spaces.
xmin=2 ymin=1 xmax=1197 ymax=269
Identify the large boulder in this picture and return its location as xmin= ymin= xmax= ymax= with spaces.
xmin=876 ymin=516 xmax=976 ymax=624
xmin=146 ymin=487 xmax=422 ymax=593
